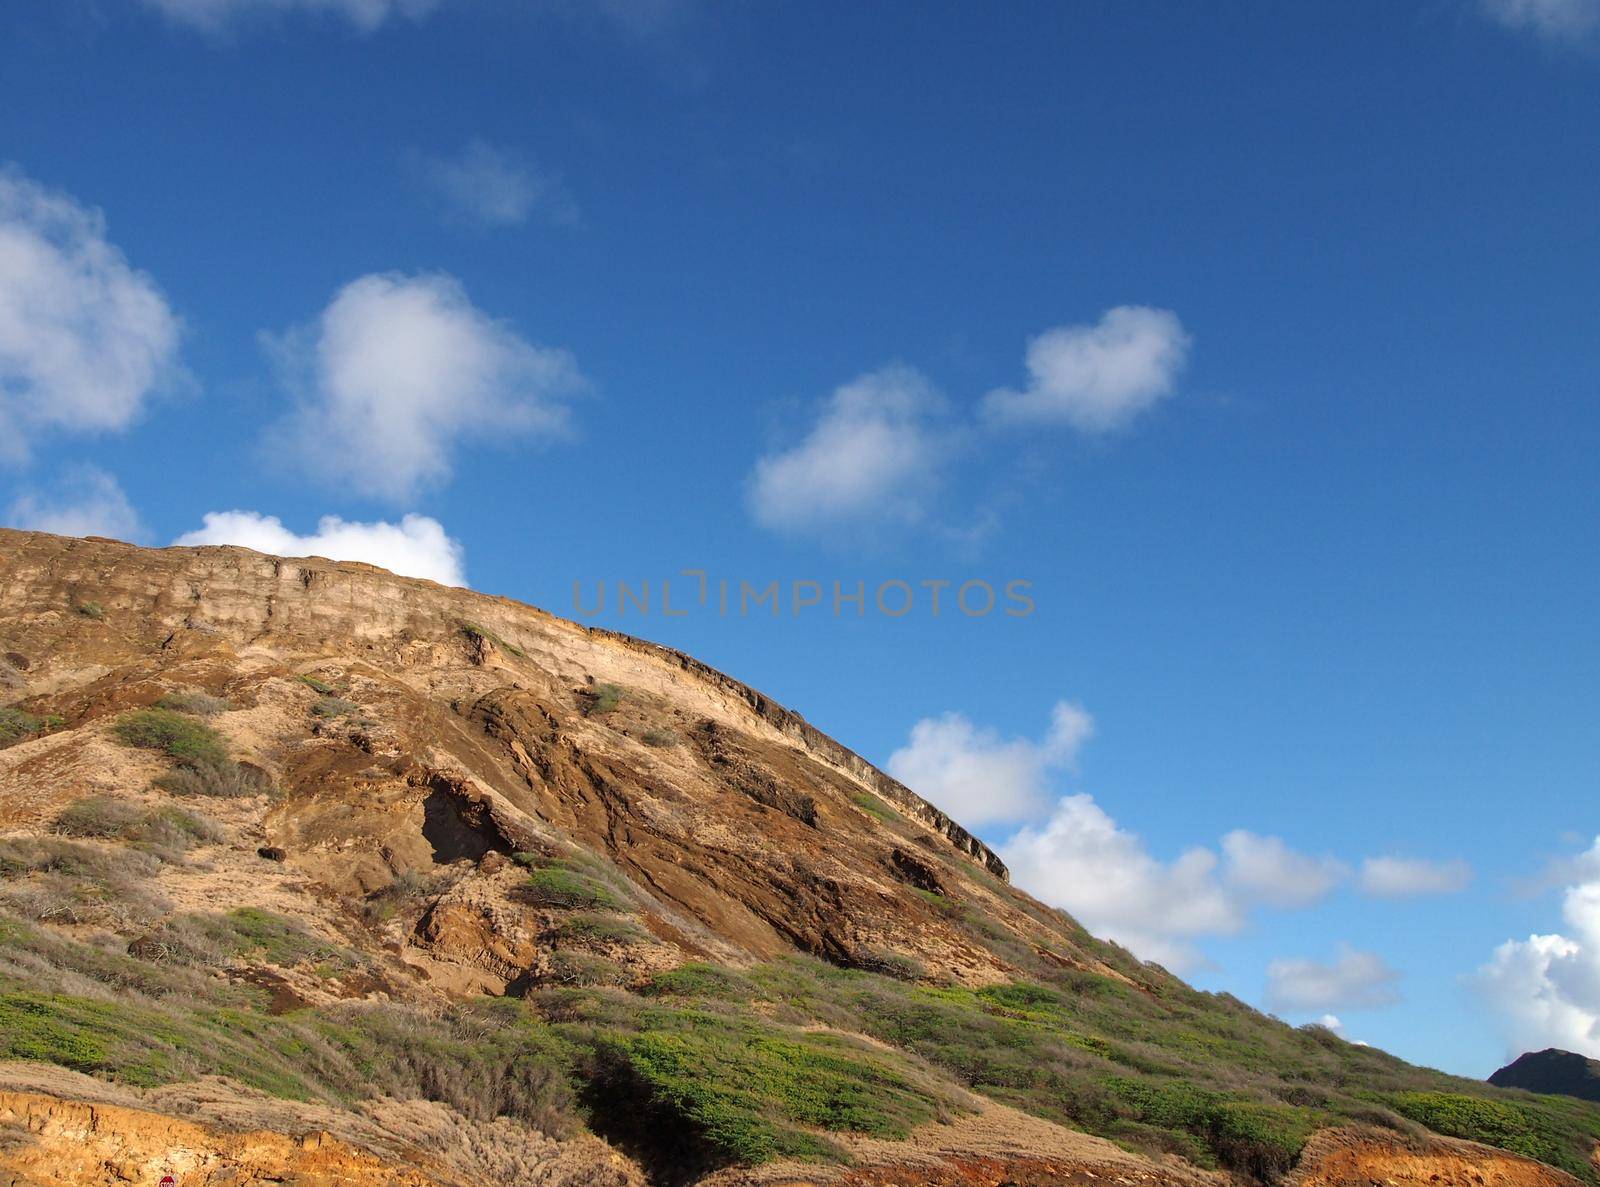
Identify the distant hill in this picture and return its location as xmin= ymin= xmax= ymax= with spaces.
xmin=1492 ymin=1049 xmax=1600 ymax=1103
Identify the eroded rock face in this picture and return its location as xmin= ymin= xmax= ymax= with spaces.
xmin=0 ymin=529 xmax=1085 ymax=998
xmin=1288 ymin=1128 xmax=1586 ymax=1187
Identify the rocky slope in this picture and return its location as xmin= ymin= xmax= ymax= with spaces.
xmin=1 ymin=529 xmax=1596 ymax=1187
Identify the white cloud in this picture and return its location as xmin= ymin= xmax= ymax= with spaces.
xmin=6 ymin=465 xmax=143 ymax=541
xmin=1480 ymin=0 xmax=1600 ymax=42
xmin=1267 ymin=945 xmax=1401 ymax=1013
xmin=1222 ymin=830 xmax=1347 ymax=909
xmin=266 ymin=272 xmax=584 ymax=502
xmin=887 ymin=701 xmax=1093 ymax=828
xmin=1002 ymin=794 xmax=1243 ymax=971
xmin=138 ymin=0 xmax=441 ymax=33
xmin=981 ymin=306 xmax=1190 ymax=433
xmin=892 ymin=700 xmax=1346 ymax=971
xmin=1359 ymin=855 xmax=1473 ymax=899
xmin=1475 ymin=837 xmax=1600 ymax=1059
xmin=412 ymin=140 xmax=577 ymax=229
xmin=174 ymin=510 xmax=466 ymax=586
xmin=748 ymin=365 xmax=951 ymax=534
xmin=0 ymin=166 xmax=180 ymax=464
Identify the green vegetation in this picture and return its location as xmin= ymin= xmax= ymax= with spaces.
xmin=156 ymin=690 xmax=231 ymax=716
xmin=554 ymin=912 xmax=650 ymax=945
xmin=462 ymin=622 xmax=525 ymax=657
xmin=113 ymin=709 xmax=228 ymax=766
xmin=641 ymin=728 xmax=678 ymax=747
xmin=76 ymin=601 xmax=105 ymax=620
xmin=564 ymin=1000 xmax=962 ymax=1167
xmin=113 ymin=708 xmax=272 ymax=797
xmin=311 ymin=695 xmax=359 ymax=718
xmin=298 ymin=674 xmax=339 ymax=695
xmin=0 ymin=913 xmax=572 ymax=1131
xmin=851 ymin=791 xmax=898 ymax=822
xmin=133 ymin=907 xmax=357 ymax=970
xmin=0 ymin=706 xmax=61 ymax=747
xmin=524 ymin=864 xmax=625 ymax=911
xmin=585 ymin=682 xmax=625 ymax=716
xmin=1386 ymin=1091 xmax=1600 ymax=1183
xmin=5 ymin=889 xmax=1600 ymax=1183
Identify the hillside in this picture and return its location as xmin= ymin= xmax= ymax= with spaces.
xmin=1 ymin=528 xmax=1596 ymax=1187
xmin=1493 ymin=1051 xmax=1600 ymax=1104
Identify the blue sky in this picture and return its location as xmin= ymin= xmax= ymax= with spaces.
xmin=3 ymin=0 xmax=1600 ymax=1077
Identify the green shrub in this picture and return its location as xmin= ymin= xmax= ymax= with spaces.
xmin=585 ymin=683 xmax=624 ymax=716
xmin=113 ymin=709 xmax=228 ymax=766
xmin=580 ymin=1008 xmax=959 ymax=1166
xmin=76 ymin=602 xmax=105 ymax=620
xmin=462 ymin=622 xmax=525 ymax=657
xmin=524 ymin=866 xmax=624 ymax=911
xmin=156 ymin=691 xmax=231 ymax=716
xmin=299 ymin=674 xmax=339 ymax=695
xmin=0 ymin=707 xmax=48 ymax=747
xmin=851 ymin=792 xmax=898 ymax=823
xmin=312 ymin=696 xmax=359 ymax=718
xmin=643 ymin=963 xmax=754 ymax=1000
xmin=554 ymin=912 xmax=649 ymax=945
xmin=547 ymin=951 xmax=629 ymax=987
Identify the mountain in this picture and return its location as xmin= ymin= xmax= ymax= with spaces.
xmin=1 ymin=528 xmax=1597 ymax=1187
xmin=1492 ymin=1050 xmax=1600 ymax=1104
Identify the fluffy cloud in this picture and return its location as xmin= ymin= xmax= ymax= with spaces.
xmin=0 ymin=167 xmax=180 ymax=464
xmin=1480 ymin=0 xmax=1600 ymax=41
xmin=174 ymin=510 xmax=466 ymax=586
xmin=138 ymin=0 xmax=441 ymax=32
xmin=6 ymin=465 xmax=143 ymax=541
xmin=890 ymin=700 xmax=1346 ymax=971
xmin=1002 ymin=794 xmax=1244 ymax=970
xmin=887 ymin=701 xmax=1093 ymax=828
xmin=411 ymin=140 xmax=577 ymax=229
xmin=1266 ymin=945 xmax=1402 ymax=1013
xmin=267 ymin=272 xmax=583 ymax=501
xmin=1359 ymin=856 xmax=1473 ymax=899
xmin=981 ymin=306 xmax=1190 ymax=433
xmin=1222 ymin=830 xmax=1348 ymax=909
xmin=1475 ymin=837 xmax=1600 ymax=1059
xmin=748 ymin=365 xmax=950 ymax=534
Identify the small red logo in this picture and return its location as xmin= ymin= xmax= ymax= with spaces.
xmin=159 ymin=1176 xmax=177 ymax=1187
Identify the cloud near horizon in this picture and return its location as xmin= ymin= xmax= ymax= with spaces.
xmin=6 ymin=465 xmax=144 ymax=542
xmin=0 ymin=166 xmax=181 ymax=464
xmin=174 ymin=510 xmax=467 ymax=586
xmin=138 ymin=0 xmax=441 ymax=33
xmin=1474 ymin=836 xmax=1600 ymax=1060
xmin=890 ymin=700 xmax=1347 ymax=971
xmin=266 ymin=272 xmax=584 ymax=502
xmin=1266 ymin=945 xmax=1401 ymax=1013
